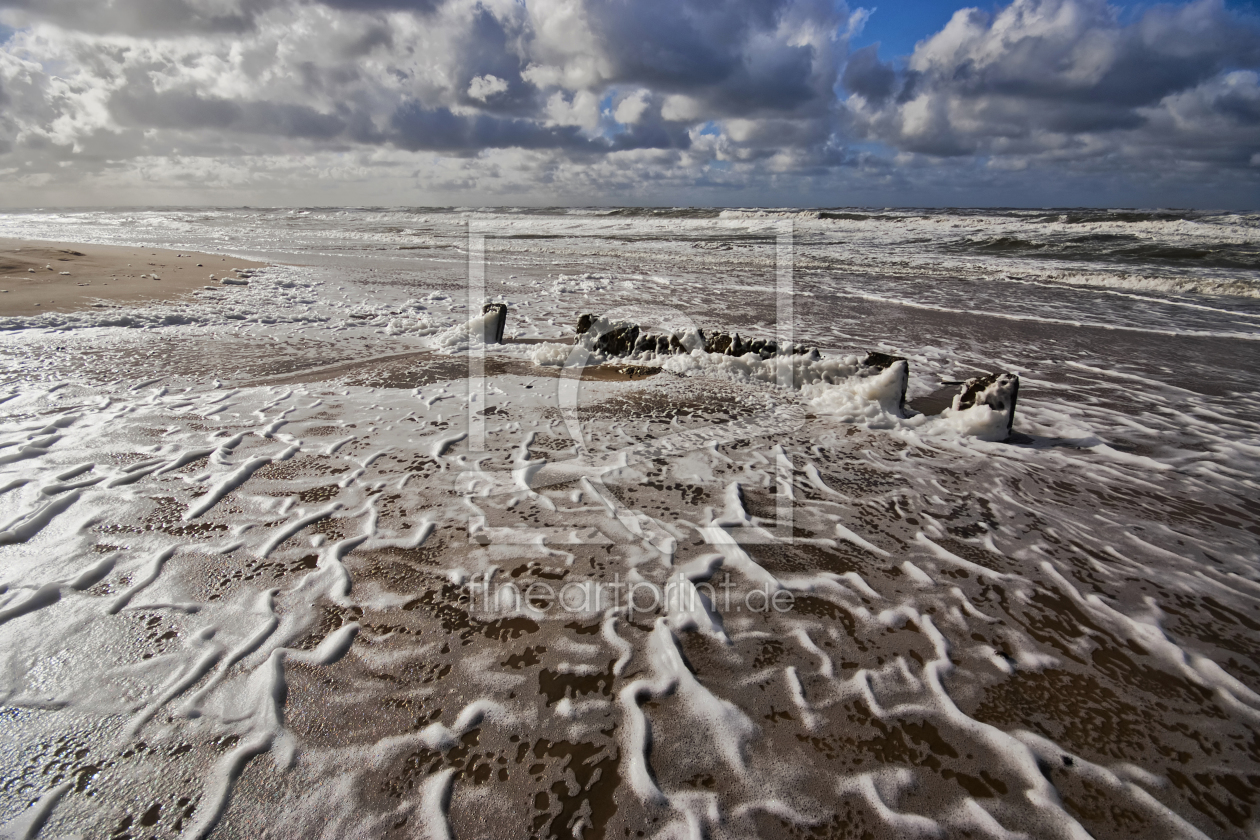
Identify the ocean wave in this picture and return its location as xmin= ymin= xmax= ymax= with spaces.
xmin=597 ymin=207 xmax=725 ymax=219
xmin=1003 ymin=267 xmax=1260 ymax=299
xmin=944 ymin=234 xmax=1260 ymax=270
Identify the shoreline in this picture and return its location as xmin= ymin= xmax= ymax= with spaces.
xmin=0 ymin=238 xmax=269 ymax=316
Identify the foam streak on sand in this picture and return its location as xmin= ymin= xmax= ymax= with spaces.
xmin=0 ymin=209 xmax=1257 ymax=840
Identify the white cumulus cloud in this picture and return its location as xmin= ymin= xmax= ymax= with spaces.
xmin=467 ymin=74 xmax=508 ymax=101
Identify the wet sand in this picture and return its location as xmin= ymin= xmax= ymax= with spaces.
xmin=4 ymin=347 xmax=1256 ymax=840
xmin=0 ymin=217 xmax=1257 ymax=839
xmin=0 ymin=239 xmax=267 ymax=316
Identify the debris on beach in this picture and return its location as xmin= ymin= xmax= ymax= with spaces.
xmin=426 ymin=301 xmax=510 ymax=350
xmin=560 ymin=313 xmax=1020 ymax=439
xmin=858 ymin=350 xmax=909 ymax=412
xmin=575 ymin=312 xmax=818 ymax=359
xmin=481 ymin=302 xmax=508 ymax=344
xmin=954 ymin=372 xmax=1019 ymax=434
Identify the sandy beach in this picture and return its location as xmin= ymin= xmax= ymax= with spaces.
xmin=0 ymin=208 xmax=1256 ymax=840
xmin=0 ymin=239 xmax=267 ymax=316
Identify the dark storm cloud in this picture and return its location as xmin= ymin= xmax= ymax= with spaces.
xmin=446 ymin=6 xmax=532 ymax=114
xmin=608 ymin=119 xmax=692 ymax=151
xmin=111 ymin=88 xmax=353 ymax=140
xmin=390 ymin=103 xmax=592 ymax=152
xmin=584 ymin=0 xmax=840 ymax=116
xmin=389 ymin=101 xmax=692 ymax=152
xmin=1218 ymin=87 xmax=1260 ymax=124
xmin=841 ymin=45 xmax=895 ymax=104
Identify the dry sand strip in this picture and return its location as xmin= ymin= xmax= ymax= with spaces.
xmin=0 ymin=238 xmax=268 ymax=316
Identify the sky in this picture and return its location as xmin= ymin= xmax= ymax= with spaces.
xmin=0 ymin=0 xmax=1258 ymax=208
xmin=858 ymin=0 xmax=996 ymax=59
